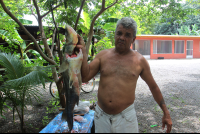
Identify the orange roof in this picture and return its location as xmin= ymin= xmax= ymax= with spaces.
xmin=136 ymin=35 xmax=200 ymax=39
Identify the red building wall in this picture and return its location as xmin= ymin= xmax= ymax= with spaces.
xmin=134 ymin=35 xmax=200 ymax=59
xmin=193 ymin=39 xmax=200 ymax=58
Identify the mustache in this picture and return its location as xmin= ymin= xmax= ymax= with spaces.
xmin=117 ymin=40 xmax=125 ymax=44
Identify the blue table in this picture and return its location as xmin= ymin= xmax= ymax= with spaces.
xmin=39 ymin=110 xmax=95 ymax=133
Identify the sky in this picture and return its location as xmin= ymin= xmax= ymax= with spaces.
xmin=23 ymin=15 xmax=39 ymax=26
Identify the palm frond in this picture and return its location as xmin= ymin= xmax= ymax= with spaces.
xmin=0 ymin=53 xmax=25 ymax=80
xmin=4 ymin=68 xmax=51 ymax=89
xmin=26 ymin=87 xmax=43 ymax=103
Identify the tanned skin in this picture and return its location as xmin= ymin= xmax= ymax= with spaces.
xmin=76 ymin=24 xmax=172 ymax=133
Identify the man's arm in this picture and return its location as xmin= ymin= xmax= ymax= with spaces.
xmin=76 ymin=34 xmax=100 ymax=82
xmin=139 ymin=57 xmax=172 ymax=133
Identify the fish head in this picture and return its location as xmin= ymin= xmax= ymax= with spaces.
xmin=59 ymin=24 xmax=83 ymax=73
xmin=64 ymin=24 xmax=78 ymax=55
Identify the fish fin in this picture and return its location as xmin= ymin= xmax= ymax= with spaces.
xmin=76 ymin=98 xmax=79 ymax=105
xmin=69 ymin=76 xmax=74 ymax=88
xmin=61 ymin=111 xmax=68 ymax=121
xmin=58 ymin=62 xmax=69 ymax=73
xmin=77 ymin=73 xmax=82 ymax=88
xmin=61 ymin=87 xmax=65 ymax=95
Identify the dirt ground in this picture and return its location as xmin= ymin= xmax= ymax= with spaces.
xmin=0 ymin=58 xmax=200 ymax=133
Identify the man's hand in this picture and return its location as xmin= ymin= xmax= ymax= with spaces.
xmin=76 ymin=34 xmax=86 ymax=54
xmin=162 ymin=113 xmax=172 ymax=133
xmin=77 ymin=34 xmax=85 ymax=47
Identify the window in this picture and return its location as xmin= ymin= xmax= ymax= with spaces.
xmin=186 ymin=41 xmax=193 ymax=55
xmin=174 ymin=40 xmax=184 ymax=54
xmin=153 ymin=40 xmax=172 ymax=54
xmin=134 ymin=40 xmax=150 ymax=55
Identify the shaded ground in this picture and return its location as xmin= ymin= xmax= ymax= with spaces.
xmin=0 ymin=59 xmax=200 ymax=133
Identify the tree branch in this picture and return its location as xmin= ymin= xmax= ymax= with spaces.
xmin=28 ymin=4 xmax=38 ymax=21
xmin=33 ymin=0 xmax=41 ymax=20
xmin=41 ymin=4 xmax=61 ymax=19
xmin=85 ymin=0 xmax=118 ymax=55
xmin=0 ymin=0 xmax=56 ymax=65
xmin=105 ymin=0 xmax=118 ymax=10
xmin=74 ymin=0 xmax=86 ymax=31
xmin=102 ymin=0 xmax=105 ymax=9
xmin=51 ymin=28 xmax=57 ymax=53
xmin=33 ymin=0 xmax=56 ymax=65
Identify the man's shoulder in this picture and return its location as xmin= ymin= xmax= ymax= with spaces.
xmin=130 ymin=50 xmax=148 ymax=64
xmin=96 ymin=48 xmax=113 ymax=56
xmin=131 ymin=50 xmax=144 ymax=58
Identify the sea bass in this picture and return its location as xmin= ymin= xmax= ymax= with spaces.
xmin=58 ymin=25 xmax=83 ymax=131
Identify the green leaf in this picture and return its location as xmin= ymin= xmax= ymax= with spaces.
xmin=26 ymin=49 xmax=42 ymax=60
xmin=93 ymin=35 xmax=101 ymax=40
xmin=18 ymin=19 xmax=33 ymax=25
xmin=82 ymin=11 xmax=91 ymax=33
xmin=150 ymin=124 xmax=158 ymax=127
xmin=21 ymin=41 xmax=27 ymax=50
xmin=0 ymin=115 xmax=6 ymax=119
xmin=105 ymin=18 xmax=119 ymax=23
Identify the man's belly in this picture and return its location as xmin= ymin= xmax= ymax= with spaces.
xmin=97 ymin=79 xmax=137 ymax=115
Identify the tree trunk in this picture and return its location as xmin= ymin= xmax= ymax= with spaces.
xmin=56 ymin=80 xmax=66 ymax=108
xmin=91 ymin=36 xmax=94 ymax=56
xmin=21 ymin=89 xmax=26 ymax=133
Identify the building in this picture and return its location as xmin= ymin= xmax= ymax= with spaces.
xmin=131 ymin=35 xmax=200 ymax=59
xmin=0 ymin=25 xmax=65 ymax=56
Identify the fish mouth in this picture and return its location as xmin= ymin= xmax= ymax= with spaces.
xmin=66 ymin=47 xmax=82 ymax=58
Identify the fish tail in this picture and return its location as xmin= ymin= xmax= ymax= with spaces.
xmin=62 ymin=110 xmax=73 ymax=131
xmin=76 ymin=96 xmax=79 ymax=105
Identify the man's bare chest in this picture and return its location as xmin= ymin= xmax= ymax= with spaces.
xmin=100 ymin=57 xmax=142 ymax=78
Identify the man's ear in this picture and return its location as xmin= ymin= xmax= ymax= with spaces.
xmin=132 ymin=36 xmax=136 ymax=44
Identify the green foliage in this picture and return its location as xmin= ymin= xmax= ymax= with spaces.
xmin=0 ymin=29 xmax=22 ymax=53
xmin=0 ymin=1 xmax=31 ymax=54
xmin=153 ymin=17 xmax=179 ymax=35
xmin=42 ymin=115 xmax=50 ymax=126
xmin=176 ymin=24 xmax=200 ymax=35
xmin=93 ymin=18 xmax=118 ymax=54
xmin=40 ymin=99 xmax=61 ymax=127
xmin=18 ymin=18 xmax=33 ymax=25
xmin=0 ymin=29 xmax=22 ymax=45
xmin=42 ymin=97 xmax=60 ymax=126
xmin=47 ymin=97 xmax=60 ymax=114
xmin=153 ymin=0 xmax=200 ymax=35
xmin=80 ymin=11 xmax=91 ymax=34
xmin=95 ymin=37 xmax=114 ymax=54
xmin=0 ymin=102 xmax=12 ymax=119
xmin=0 ymin=52 xmax=52 ymax=132
xmin=154 ymin=14 xmax=200 ymax=35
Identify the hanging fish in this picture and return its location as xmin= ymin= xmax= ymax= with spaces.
xmin=58 ymin=24 xmax=83 ymax=132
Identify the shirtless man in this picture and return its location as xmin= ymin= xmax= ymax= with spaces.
xmin=76 ymin=17 xmax=172 ymax=133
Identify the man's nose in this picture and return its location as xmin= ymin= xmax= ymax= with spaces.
xmin=119 ymin=35 xmax=125 ymax=40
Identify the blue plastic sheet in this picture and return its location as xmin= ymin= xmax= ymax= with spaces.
xmin=39 ymin=110 xmax=95 ymax=133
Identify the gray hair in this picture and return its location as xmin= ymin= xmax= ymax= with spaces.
xmin=115 ymin=17 xmax=137 ymax=37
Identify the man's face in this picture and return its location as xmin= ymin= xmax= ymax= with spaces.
xmin=114 ymin=24 xmax=135 ymax=52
